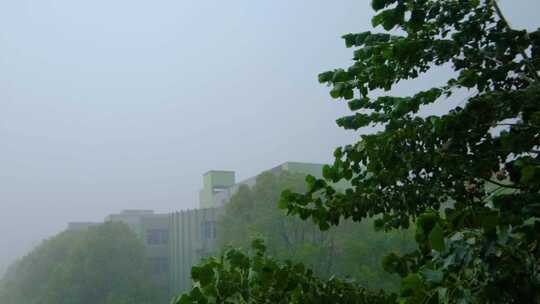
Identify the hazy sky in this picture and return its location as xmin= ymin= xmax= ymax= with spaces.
xmin=1 ymin=0 xmax=538 ymax=276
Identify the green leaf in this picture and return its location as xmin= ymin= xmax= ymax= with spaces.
xmin=332 ymin=69 xmax=348 ymax=82
xmin=343 ymin=88 xmax=354 ymax=100
xmin=429 ymin=224 xmax=445 ymax=252
xmin=400 ymin=274 xmax=423 ymax=297
xmin=520 ymin=165 xmax=537 ymax=184
xmin=279 ymin=189 xmax=292 ymax=209
xmin=422 ymin=269 xmax=443 ymax=284
xmin=342 ymin=33 xmax=356 ymax=48
xmin=227 ymin=250 xmax=250 ymax=269
xmin=191 ymin=265 xmax=215 ymax=286
xmin=372 ymin=9 xmax=403 ymax=31
xmin=480 ymin=211 xmax=499 ymax=232
xmin=329 ymin=83 xmax=345 ymax=99
xmin=348 ymin=98 xmax=368 ymax=111
xmin=371 ymin=14 xmax=384 ymax=28
xmin=251 ymin=239 xmax=267 ymax=255
xmin=409 ymin=9 xmax=426 ymax=28
xmin=438 ymin=287 xmax=449 ymax=304
xmin=177 ymin=294 xmax=193 ymax=304
xmin=523 ymin=217 xmax=540 ymax=227
xmin=371 ymin=0 xmax=387 ymax=11
xmin=318 ymin=71 xmax=333 ymax=83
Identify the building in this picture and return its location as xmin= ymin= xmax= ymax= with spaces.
xmin=168 ymin=161 xmax=327 ymax=296
xmin=105 ymin=210 xmax=171 ymax=291
xmin=169 ymin=208 xmax=221 ymax=294
xmin=105 ymin=209 xmax=155 ymax=236
xmin=64 ymin=161 xmax=327 ymax=300
xmin=140 ymin=214 xmax=170 ymax=290
xmin=198 ymin=170 xmax=235 ymax=208
xmin=198 ymin=162 xmax=327 ymax=209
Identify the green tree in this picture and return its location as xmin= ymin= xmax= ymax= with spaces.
xmin=174 ymin=240 xmax=396 ymax=304
xmin=176 ymin=0 xmax=540 ymax=303
xmin=218 ymin=171 xmax=414 ymax=291
xmin=0 ymin=222 xmax=162 ymax=304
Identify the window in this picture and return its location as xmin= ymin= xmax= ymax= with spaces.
xmin=201 ymin=221 xmax=216 ymax=240
xmin=148 ymin=257 xmax=169 ymax=274
xmin=146 ymin=229 xmax=169 ymax=245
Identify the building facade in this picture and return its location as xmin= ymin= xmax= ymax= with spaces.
xmin=104 ymin=209 xmax=155 ymax=237
xmin=169 ymin=207 xmax=221 ymax=295
xmin=65 ymin=161 xmax=326 ymax=300
xmin=104 ymin=210 xmax=171 ymax=291
xmin=198 ymin=170 xmax=236 ymax=208
xmin=166 ymin=162 xmax=327 ymax=295
xmin=141 ymin=214 xmax=170 ymax=290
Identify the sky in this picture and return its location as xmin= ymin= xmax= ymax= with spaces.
xmin=0 ymin=0 xmax=538 ymax=276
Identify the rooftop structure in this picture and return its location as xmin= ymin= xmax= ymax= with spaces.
xmin=197 ymin=161 xmax=327 ymax=209
xmin=198 ymin=170 xmax=235 ymax=208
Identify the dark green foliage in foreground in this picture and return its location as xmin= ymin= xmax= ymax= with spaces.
xmin=175 ymin=0 xmax=540 ymax=303
xmin=0 ymin=222 xmax=162 ymax=304
xmin=173 ymin=240 xmax=396 ymax=304
xmin=217 ymin=171 xmax=414 ymax=291
xmin=281 ymin=0 xmax=540 ymax=302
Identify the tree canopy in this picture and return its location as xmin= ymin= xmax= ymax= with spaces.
xmin=217 ymin=171 xmax=414 ymax=291
xmin=175 ymin=0 xmax=540 ymax=303
xmin=0 ymin=222 xmax=162 ymax=304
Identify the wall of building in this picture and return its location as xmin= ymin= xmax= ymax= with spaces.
xmin=169 ymin=207 xmax=222 ymax=296
xmin=141 ymin=214 xmax=170 ymax=291
xmin=105 ymin=210 xmax=155 ymax=237
xmin=64 ymin=162 xmax=328 ymax=300
xmin=198 ymin=171 xmax=235 ymax=209
xmin=165 ymin=162 xmax=327 ymax=295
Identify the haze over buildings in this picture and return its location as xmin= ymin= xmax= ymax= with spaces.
xmin=1 ymin=0 xmax=538 ymax=277
xmin=66 ymin=162 xmax=324 ymax=296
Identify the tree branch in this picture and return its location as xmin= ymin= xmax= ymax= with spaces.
xmin=491 ymin=0 xmax=539 ymax=82
xmin=482 ymin=177 xmax=523 ymax=190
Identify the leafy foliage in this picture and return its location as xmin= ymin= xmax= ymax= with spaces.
xmin=280 ymin=0 xmax=540 ymax=303
xmin=176 ymin=0 xmax=540 ymax=303
xmin=173 ymin=240 xmax=396 ymax=304
xmin=217 ymin=171 xmax=414 ymax=291
xmin=0 ymin=222 xmax=162 ymax=304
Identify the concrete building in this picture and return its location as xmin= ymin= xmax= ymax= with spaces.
xmin=105 ymin=209 xmax=171 ymax=291
xmin=167 ymin=161 xmax=327 ymax=296
xmin=198 ymin=170 xmax=236 ymax=208
xmin=169 ymin=208 xmax=221 ymax=294
xmin=64 ymin=161 xmax=328 ymax=299
xmin=105 ymin=209 xmax=155 ymax=236
xmin=140 ymin=214 xmax=170 ymax=290
xmin=198 ymin=162 xmax=327 ymax=209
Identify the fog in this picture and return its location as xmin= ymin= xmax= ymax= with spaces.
xmin=1 ymin=0 xmax=538 ymax=277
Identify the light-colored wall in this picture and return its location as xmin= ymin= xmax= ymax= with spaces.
xmin=73 ymin=162 xmax=328 ymax=299
xmin=199 ymin=171 xmax=235 ymax=209
xmin=169 ymin=207 xmax=222 ymax=295
xmin=105 ymin=210 xmax=155 ymax=238
xmin=141 ymin=214 xmax=170 ymax=291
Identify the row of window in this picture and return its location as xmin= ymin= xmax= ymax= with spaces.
xmin=201 ymin=221 xmax=217 ymax=240
xmin=145 ymin=220 xmax=216 ymax=246
xmin=148 ymin=257 xmax=169 ymax=274
xmin=146 ymin=229 xmax=169 ymax=245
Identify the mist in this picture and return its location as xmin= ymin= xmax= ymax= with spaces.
xmin=1 ymin=0 xmax=538 ymax=278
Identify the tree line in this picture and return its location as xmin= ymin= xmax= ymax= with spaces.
xmin=0 ymin=222 xmax=165 ymax=304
